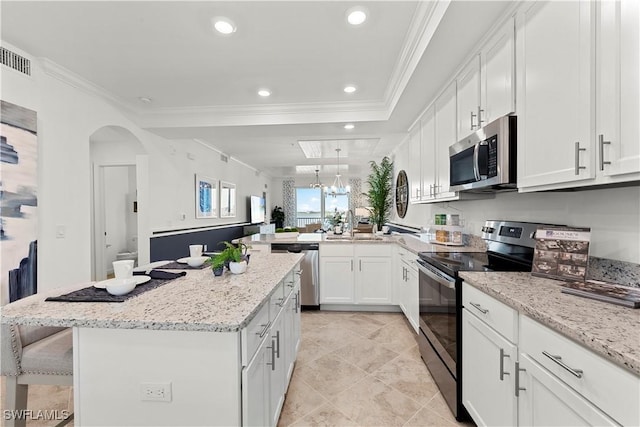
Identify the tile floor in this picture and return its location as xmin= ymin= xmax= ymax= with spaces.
xmin=0 ymin=311 xmax=471 ymax=426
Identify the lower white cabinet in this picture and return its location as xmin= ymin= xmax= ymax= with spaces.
xmin=517 ymin=354 xmax=618 ymax=427
xmin=462 ymin=282 xmax=640 ymax=427
xmin=319 ymin=244 xmax=393 ymax=305
xmin=462 ymin=308 xmax=517 ymax=427
xmin=397 ymin=248 xmax=419 ymax=333
xmin=242 ymin=266 xmax=301 ymax=427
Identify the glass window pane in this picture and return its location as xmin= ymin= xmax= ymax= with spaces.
xmin=296 ymin=188 xmax=322 ymax=228
xmin=325 ymin=193 xmax=349 ymax=224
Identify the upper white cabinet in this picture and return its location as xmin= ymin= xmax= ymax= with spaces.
xmin=457 ymin=17 xmax=516 ymax=140
xmin=457 ymin=55 xmax=481 ymax=139
xmin=408 ymin=126 xmax=422 ymax=202
xmin=434 ymin=81 xmax=458 ymax=199
xmin=516 ymin=1 xmax=594 ymax=189
xmin=596 ymin=0 xmax=640 ymax=178
xmin=517 ymin=0 xmax=639 ymax=192
xmin=420 ymin=106 xmax=437 ymax=202
xmin=481 ymin=17 xmax=516 ymax=125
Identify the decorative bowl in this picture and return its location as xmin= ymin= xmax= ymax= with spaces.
xmin=186 ymin=256 xmax=208 ymax=267
xmin=106 ymin=278 xmax=137 ymax=296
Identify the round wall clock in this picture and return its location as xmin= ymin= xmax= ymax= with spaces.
xmin=395 ymin=170 xmax=408 ymax=218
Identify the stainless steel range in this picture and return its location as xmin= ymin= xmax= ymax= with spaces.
xmin=415 ymin=220 xmax=552 ymax=421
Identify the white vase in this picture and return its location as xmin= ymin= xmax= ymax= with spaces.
xmin=229 ymin=260 xmax=247 ymax=274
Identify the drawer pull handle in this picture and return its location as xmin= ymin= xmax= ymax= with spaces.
xmin=499 ymin=348 xmax=510 ymax=381
xmin=469 ymin=302 xmax=489 ymax=314
xmin=296 ymin=270 xmax=303 ymax=276
xmin=256 ymin=322 xmax=271 ymax=338
xmin=287 ymin=281 xmax=294 ymax=288
xmin=542 ymin=351 xmax=583 ymax=378
xmin=267 ymin=340 xmax=276 ymax=371
xmin=515 ymin=362 xmax=526 ymax=397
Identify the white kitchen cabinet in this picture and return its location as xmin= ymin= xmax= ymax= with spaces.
xmin=596 ymin=0 xmax=640 ymax=179
xmin=457 ymin=55 xmax=481 ymax=139
xmin=408 ymin=125 xmax=423 ymax=202
xmin=420 ymin=106 xmax=437 ymax=201
xmin=480 ymin=17 xmax=516 ymax=125
xmin=433 ymin=81 xmax=458 ymax=199
xmin=517 ymin=354 xmax=618 ymax=427
xmin=462 ymin=308 xmax=517 ymax=427
xmin=269 ymin=309 xmax=286 ymax=427
xmin=516 ymin=1 xmax=594 ymax=189
xmin=242 ymin=335 xmax=272 ymax=427
xmin=396 ymin=247 xmax=419 ymax=333
xmin=319 ymin=244 xmax=393 ymax=306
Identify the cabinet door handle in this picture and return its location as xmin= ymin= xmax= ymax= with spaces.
xmin=359 ymin=259 xmax=362 ymax=271
xmin=542 ymin=351 xmax=583 ymax=378
xmin=469 ymin=302 xmax=489 ymax=314
xmin=287 ymin=281 xmax=294 ymax=288
xmin=295 ymin=270 xmax=303 ymax=276
xmin=351 ymin=260 xmax=353 ymax=271
xmin=478 ymin=106 xmax=485 ymax=127
xmin=267 ymin=340 xmax=276 ymax=371
xmin=574 ymin=142 xmax=586 ymax=175
xmin=256 ymin=322 xmax=271 ymax=338
xmin=499 ymin=348 xmax=510 ymax=381
xmin=403 ymin=266 xmax=407 ymax=281
xmin=294 ymin=293 xmax=299 ymax=313
xmin=273 ymin=330 xmax=280 ymax=358
xmin=470 ymin=111 xmax=477 ymax=130
xmin=598 ymin=134 xmax=611 ymax=171
xmin=515 ymin=362 xmax=526 ymax=397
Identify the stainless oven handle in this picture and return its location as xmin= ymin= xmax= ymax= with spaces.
xmin=473 ymin=143 xmax=481 ymax=181
xmin=416 ymin=261 xmax=455 ymax=289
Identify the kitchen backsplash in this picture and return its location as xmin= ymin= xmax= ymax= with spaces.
xmin=588 ymin=258 xmax=640 ymax=288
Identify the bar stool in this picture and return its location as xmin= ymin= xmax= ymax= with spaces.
xmin=1 ymin=324 xmax=73 ymax=427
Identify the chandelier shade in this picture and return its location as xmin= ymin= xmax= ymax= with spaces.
xmin=324 ymin=148 xmax=350 ymax=197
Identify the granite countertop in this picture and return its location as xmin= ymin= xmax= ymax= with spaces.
xmin=1 ymin=252 xmax=304 ymax=333
xmin=460 ymin=271 xmax=640 ymax=376
xmin=242 ymin=232 xmax=484 ymax=255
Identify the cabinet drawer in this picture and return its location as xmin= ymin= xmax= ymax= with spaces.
xmin=241 ymin=302 xmax=270 ymax=366
xmin=320 ymin=244 xmax=354 ymax=257
xmin=355 ymin=244 xmax=392 ymax=257
xmin=282 ymin=270 xmax=296 ymax=297
xmin=520 ymin=315 xmax=640 ymax=427
xmin=462 ymin=282 xmax=518 ymax=342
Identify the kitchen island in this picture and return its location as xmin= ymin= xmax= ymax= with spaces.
xmin=1 ymin=252 xmax=304 ymax=426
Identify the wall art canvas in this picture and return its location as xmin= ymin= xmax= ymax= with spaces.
xmin=195 ymin=174 xmax=217 ymax=218
xmin=1 ymin=100 xmax=38 ymax=303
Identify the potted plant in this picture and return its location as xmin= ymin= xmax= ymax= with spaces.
xmin=329 ymin=209 xmax=344 ymax=234
xmin=205 ymin=255 xmax=226 ymax=276
xmin=205 ymin=241 xmax=251 ymax=275
xmin=271 ymin=206 xmax=285 ymax=229
xmin=365 ymin=156 xmax=394 ymax=232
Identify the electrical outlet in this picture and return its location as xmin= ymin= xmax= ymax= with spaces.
xmin=140 ymin=382 xmax=172 ymax=402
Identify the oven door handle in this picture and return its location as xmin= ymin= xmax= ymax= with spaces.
xmin=417 ymin=261 xmax=456 ymax=289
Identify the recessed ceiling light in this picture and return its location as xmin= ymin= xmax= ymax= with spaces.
xmin=213 ymin=17 xmax=236 ymax=34
xmin=344 ymin=124 xmax=355 ymax=130
xmin=138 ymin=97 xmax=152 ymax=104
xmin=258 ymin=89 xmax=271 ymax=97
xmin=344 ymin=85 xmax=357 ymax=94
xmin=346 ymin=7 xmax=367 ymax=26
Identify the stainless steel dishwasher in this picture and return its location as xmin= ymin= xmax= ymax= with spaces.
xmin=271 ymin=243 xmax=319 ymax=308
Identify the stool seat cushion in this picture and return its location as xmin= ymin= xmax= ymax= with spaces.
xmin=20 ymin=329 xmax=72 ymax=376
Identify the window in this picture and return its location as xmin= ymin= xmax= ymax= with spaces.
xmin=295 ymin=188 xmax=349 ymax=229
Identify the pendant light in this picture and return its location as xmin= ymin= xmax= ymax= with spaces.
xmin=324 ymin=148 xmax=351 ymax=197
xmin=310 ymin=168 xmax=323 ymax=189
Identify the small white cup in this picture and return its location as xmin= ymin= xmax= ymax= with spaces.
xmin=112 ymin=260 xmax=134 ymax=280
xmin=189 ymin=244 xmax=203 ymax=257
xmin=382 ymin=225 xmax=390 ymax=234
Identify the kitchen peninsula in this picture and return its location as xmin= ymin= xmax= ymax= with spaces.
xmin=1 ymin=252 xmax=304 ymax=426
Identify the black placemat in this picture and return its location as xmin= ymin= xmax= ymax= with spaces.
xmin=45 ymin=271 xmax=187 ymax=303
xmin=153 ymin=261 xmax=207 ymax=270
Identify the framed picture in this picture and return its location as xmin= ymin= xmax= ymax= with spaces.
xmin=195 ymin=174 xmax=217 ymax=218
xmin=220 ymin=181 xmax=236 ymax=218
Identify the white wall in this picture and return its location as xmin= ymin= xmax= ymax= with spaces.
xmin=1 ymin=42 xmax=273 ymax=299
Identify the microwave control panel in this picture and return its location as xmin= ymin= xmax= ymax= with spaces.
xmin=486 ymin=135 xmax=498 ymax=177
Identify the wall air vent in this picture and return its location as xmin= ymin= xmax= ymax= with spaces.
xmin=220 ymin=154 xmax=229 ymax=163
xmin=0 ymin=47 xmax=31 ymax=76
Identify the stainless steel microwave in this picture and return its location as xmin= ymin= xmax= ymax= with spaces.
xmin=449 ymin=115 xmax=517 ymax=192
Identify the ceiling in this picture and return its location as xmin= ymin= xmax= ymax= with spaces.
xmin=0 ymin=1 xmax=512 ymax=179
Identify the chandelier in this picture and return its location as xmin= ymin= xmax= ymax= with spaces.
xmin=309 ymin=168 xmax=323 ymax=189
xmin=324 ymin=148 xmax=351 ymax=197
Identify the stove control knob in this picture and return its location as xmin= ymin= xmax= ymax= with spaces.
xmin=483 ymin=226 xmax=495 ymax=234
